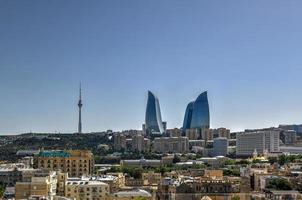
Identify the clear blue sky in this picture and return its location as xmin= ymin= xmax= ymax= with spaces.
xmin=1 ymin=0 xmax=302 ymax=134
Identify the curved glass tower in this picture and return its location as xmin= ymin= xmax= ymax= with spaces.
xmin=145 ymin=91 xmax=164 ymax=134
xmin=182 ymin=101 xmax=194 ymax=130
xmin=183 ymin=91 xmax=210 ymax=130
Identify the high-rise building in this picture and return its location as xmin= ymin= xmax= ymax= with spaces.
xmin=36 ymin=150 xmax=94 ymax=177
xmin=183 ymin=102 xmax=194 ymax=130
xmin=280 ymin=130 xmax=297 ymax=145
xmin=145 ymin=91 xmax=164 ymax=135
xmin=213 ymin=137 xmax=228 ymax=157
xmin=182 ymin=91 xmax=210 ymax=133
xmin=236 ymin=130 xmax=280 ymax=157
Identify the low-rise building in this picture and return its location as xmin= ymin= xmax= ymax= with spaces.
xmin=36 ymin=150 xmax=94 ymax=177
xmin=110 ymin=189 xmax=152 ymax=200
xmin=15 ymin=171 xmax=57 ymax=200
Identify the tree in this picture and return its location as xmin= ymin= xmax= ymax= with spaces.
xmin=0 ymin=182 xmax=5 ymax=199
xmin=231 ymin=195 xmax=240 ymax=200
xmin=173 ymin=155 xmax=181 ymax=163
xmin=267 ymin=178 xmax=292 ymax=190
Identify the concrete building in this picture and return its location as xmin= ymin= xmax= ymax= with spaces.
xmin=113 ymin=134 xmax=126 ymax=151
xmin=120 ymin=158 xmax=161 ymax=167
xmin=280 ymin=130 xmax=297 ymax=145
xmin=212 ymin=137 xmax=228 ymax=157
xmin=153 ymin=137 xmax=189 ymax=153
xmin=36 ymin=150 xmax=94 ymax=177
xmin=212 ymin=128 xmax=231 ymax=139
xmin=236 ymin=130 xmax=280 ymax=157
xmin=15 ymin=171 xmax=57 ymax=200
xmin=167 ymin=128 xmax=182 ymax=137
xmin=0 ymin=163 xmax=39 ymax=187
xmin=65 ymin=177 xmax=109 ymax=200
xmin=186 ymin=129 xmax=200 ymax=140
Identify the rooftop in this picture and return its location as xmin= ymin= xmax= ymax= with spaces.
xmin=38 ymin=150 xmax=71 ymax=158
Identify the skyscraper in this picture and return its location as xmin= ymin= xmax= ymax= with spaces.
xmin=182 ymin=91 xmax=210 ymax=131
xmin=145 ymin=91 xmax=164 ymax=135
xmin=182 ymin=102 xmax=194 ymax=130
xmin=78 ymin=84 xmax=82 ymax=134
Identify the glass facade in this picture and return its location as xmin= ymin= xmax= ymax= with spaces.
xmin=182 ymin=102 xmax=194 ymax=130
xmin=183 ymin=91 xmax=210 ymax=130
xmin=145 ymin=91 xmax=164 ymax=134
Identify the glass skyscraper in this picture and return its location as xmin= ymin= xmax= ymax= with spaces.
xmin=183 ymin=91 xmax=210 ymax=130
xmin=145 ymin=91 xmax=164 ymax=134
xmin=182 ymin=101 xmax=194 ymax=130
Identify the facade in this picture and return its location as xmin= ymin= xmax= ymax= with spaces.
xmin=212 ymin=137 xmax=228 ymax=157
xmin=280 ymin=130 xmax=297 ymax=145
xmin=145 ymin=91 xmax=164 ymax=135
xmin=15 ymin=171 xmax=57 ymax=200
xmin=183 ymin=102 xmax=194 ymax=130
xmin=65 ymin=178 xmax=109 ymax=200
xmin=120 ymin=158 xmax=161 ymax=167
xmin=0 ymin=166 xmax=22 ymax=187
xmin=36 ymin=150 xmax=94 ymax=177
xmin=0 ymin=163 xmax=39 ymax=187
xmin=183 ymin=92 xmax=210 ymax=133
xmin=153 ymin=137 xmax=189 ymax=153
xmin=236 ymin=130 xmax=280 ymax=156
xmin=113 ymin=134 xmax=126 ymax=151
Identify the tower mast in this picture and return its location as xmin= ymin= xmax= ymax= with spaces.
xmin=78 ymin=83 xmax=82 ymax=134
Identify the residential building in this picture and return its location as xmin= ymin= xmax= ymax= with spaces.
xmin=153 ymin=137 xmax=189 ymax=153
xmin=236 ymin=130 xmax=280 ymax=157
xmin=212 ymin=137 xmax=228 ymax=157
xmin=113 ymin=134 xmax=126 ymax=151
xmin=65 ymin=177 xmax=109 ymax=200
xmin=280 ymin=130 xmax=297 ymax=145
xmin=36 ymin=150 xmax=94 ymax=177
xmin=15 ymin=171 xmax=57 ymax=200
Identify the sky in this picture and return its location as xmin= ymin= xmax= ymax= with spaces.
xmin=1 ymin=0 xmax=302 ymax=134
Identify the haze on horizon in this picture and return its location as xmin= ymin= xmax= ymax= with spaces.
xmin=1 ymin=0 xmax=302 ymax=135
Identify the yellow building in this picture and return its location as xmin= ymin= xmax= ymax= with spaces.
xmin=15 ymin=171 xmax=57 ymax=200
xmin=65 ymin=178 xmax=109 ymax=200
xmin=142 ymin=171 xmax=161 ymax=186
xmin=36 ymin=150 xmax=94 ymax=177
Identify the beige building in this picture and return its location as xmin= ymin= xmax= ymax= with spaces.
xmin=15 ymin=171 xmax=57 ymax=200
xmin=36 ymin=150 xmax=94 ymax=177
xmin=153 ymin=137 xmax=189 ymax=153
xmin=142 ymin=171 xmax=161 ymax=186
xmin=113 ymin=134 xmax=126 ymax=151
xmin=65 ymin=178 xmax=109 ymax=200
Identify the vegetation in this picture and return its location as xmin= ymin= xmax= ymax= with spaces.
xmin=0 ymin=182 xmax=5 ymax=199
xmin=277 ymin=154 xmax=302 ymax=166
xmin=231 ymin=195 xmax=240 ymax=200
xmin=223 ymin=168 xmax=240 ymax=176
xmin=0 ymin=133 xmax=112 ymax=162
xmin=267 ymin=178 xmax=292 ymax=190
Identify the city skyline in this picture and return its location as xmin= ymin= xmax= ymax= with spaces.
xmin=1 ymin=1 xmax=302 ymax=134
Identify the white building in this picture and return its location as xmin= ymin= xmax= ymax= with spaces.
xmin=236 ymin=130 xmax=280 ymax=156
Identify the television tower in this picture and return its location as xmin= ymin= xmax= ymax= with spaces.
xmin=78 ymin=83 xmax=83 ymax=134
